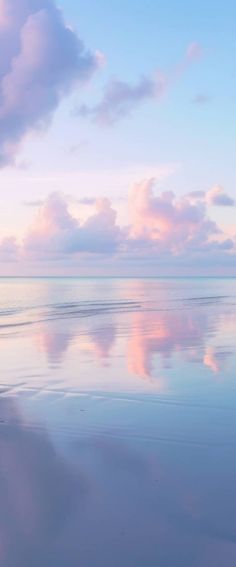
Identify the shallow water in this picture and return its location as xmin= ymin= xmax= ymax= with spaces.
xmin=1 ymin=277 xmax=236 ymax=566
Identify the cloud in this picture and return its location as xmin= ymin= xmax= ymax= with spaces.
xmin=0 ymin=0 xmax=100 ymax=165
xmin=186 ymin=186 xmax=235 ymax=208
xmin=76 ymin=43 xmax=202 ymax=125
xmin=206 ymin=185 xmax=235 ymax=207
xmin=77 ymin=72 xmax=167 ymax=125
xmin=23 ymin=192 xmax=122 ymax=259
xmin=1 ymin=180 xmax=235 ymax=272
xmin=128 ymin=179 xmax=229 ymax=255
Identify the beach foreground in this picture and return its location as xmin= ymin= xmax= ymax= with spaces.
xmin=1 ymin=277 xmax=236 ymax=566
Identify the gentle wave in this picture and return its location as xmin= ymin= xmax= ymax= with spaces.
xmin=0 ymin=300 xmax=142 ymax=332
xmin=0 ymin=289 xmax=235 ymax=334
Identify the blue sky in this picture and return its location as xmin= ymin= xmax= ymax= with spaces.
xmin=17 ymin=0 xmax=236 ymax=192
xmin=64 ymin=0 xmax=236 ymax=188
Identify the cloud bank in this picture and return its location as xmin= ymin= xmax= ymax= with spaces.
xmin=0 ymin=0 xmax=99 ymax=165
xmin=1 ymin=180 xmax=235 ymax=274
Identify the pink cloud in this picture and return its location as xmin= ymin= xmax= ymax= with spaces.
xmin=23 ymin=192 xmax=122 ymax=260
xmin=0 ymin=179 xmax=235 ymax=272
xmin=206 ymin=185 xmax=235 ymax=207
xmin=0 ymin=0 xmax=100 ymax=165
xmin=128 ymin=179 xmax=226 ymax=255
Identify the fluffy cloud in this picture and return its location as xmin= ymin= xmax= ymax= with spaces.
xmin=23 ymin=192 xmax=122 ymax=259
xmin=0 ymin=0 xmax=99 ymax=165
xmin=1 ymin=180 xmax=235 ymax=272
xmin=187 ymin=186 xmax=235 ymax=208
xmin=128 ymin=179 xmax=233 ymax=255
xmin=206 ymin=185 xmax=235 ymax=207
xmin=77 ymin=44 xmax=202 ymax=125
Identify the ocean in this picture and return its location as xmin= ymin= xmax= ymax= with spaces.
xmin=1 ymin=276 xmax=236 ymax=566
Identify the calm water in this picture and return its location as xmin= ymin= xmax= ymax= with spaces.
xmin=1 ymin=277 xmax=236 ymax=566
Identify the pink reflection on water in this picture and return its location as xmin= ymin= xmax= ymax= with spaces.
xmin=31 ymin=286 xmax=234 ymax=388
xmin=127 ymin=309 xmax=207 ymax=380
xmin=36 ymin=327 xmax=73 ymax=365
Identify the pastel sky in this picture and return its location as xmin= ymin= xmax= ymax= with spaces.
xmin=0 ymin=0 xmax=235 ymax=275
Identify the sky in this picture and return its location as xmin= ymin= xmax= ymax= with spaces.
xmin=0 ymin=0 xmax=235 ymax=275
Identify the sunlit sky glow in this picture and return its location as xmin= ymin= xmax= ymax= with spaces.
xmin=0 ymin=0 xmax=235 ymax=275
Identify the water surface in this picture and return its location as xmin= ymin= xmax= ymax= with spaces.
xmin=1 ymin=277 xmax=236 ymax=566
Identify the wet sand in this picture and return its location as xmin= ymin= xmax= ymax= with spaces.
xmin=0 ymin=277 xmax=236 ymax=566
